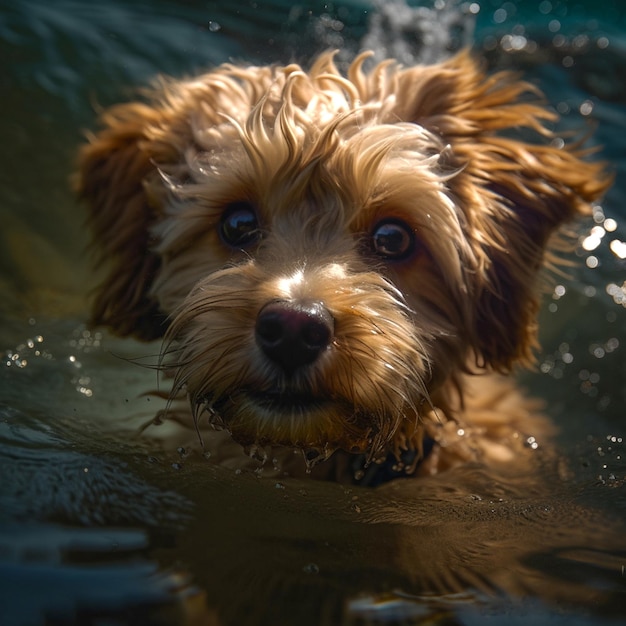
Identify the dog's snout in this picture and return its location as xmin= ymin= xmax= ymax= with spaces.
xmin=255 ymin=300 xmax=334 ymax=373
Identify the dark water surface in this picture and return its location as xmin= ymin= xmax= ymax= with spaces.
xmin=1 ymin=1 xmax=626 ymax=624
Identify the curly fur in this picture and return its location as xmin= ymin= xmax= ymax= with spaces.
xmin=76 ymin=50 xmax=611 ymax=480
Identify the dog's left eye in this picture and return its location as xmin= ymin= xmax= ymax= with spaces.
xmin=219 ymin=202 xmax=261 ymax=248
xmin=371 ymin=219 xmax=416 ymax=260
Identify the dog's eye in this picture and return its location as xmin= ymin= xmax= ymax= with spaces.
xmin=371 ymin=219 xmax=415 ymax=260
xmin=219 ymin=202 xmax=261 ymax=248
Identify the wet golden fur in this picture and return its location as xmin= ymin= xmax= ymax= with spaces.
xmin=76 ymin=51 xmax=610 ymax=480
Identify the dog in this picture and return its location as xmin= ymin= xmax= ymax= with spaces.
xmin=76 ymin=50 xmax=611 ymax=483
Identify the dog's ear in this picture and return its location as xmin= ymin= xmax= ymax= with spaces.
xmin=463 ymin=154 xmax=608 ymax=372
xmin=396 ymin=51 xmax=612 ymax=371
xmin=75 ymin=102 xmax=174 ymax=340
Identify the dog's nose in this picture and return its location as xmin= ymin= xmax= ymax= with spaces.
xmin=255 ymin=300 xmax=334 ymax=372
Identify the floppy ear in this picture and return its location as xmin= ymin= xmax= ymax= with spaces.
xmin=396 ymin=51 xmax=612 ymax=371
xmin=76 ymin=102 xmax=173 ymax=340
xmin=465 ymin=152 xmax=608 ymax=372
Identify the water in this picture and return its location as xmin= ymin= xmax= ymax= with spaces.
xmin=1 ymin=1 xmax=626 ymax=624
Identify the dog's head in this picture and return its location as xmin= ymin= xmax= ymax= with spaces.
xmin=77 ymin=51 xmax=610 ymax=463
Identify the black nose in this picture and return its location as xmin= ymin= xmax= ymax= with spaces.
xmin=255 ymin=300 xmax=334 ymax=373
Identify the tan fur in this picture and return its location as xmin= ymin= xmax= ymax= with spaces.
xmin=76 ymin=51 xmax=611 ymax=479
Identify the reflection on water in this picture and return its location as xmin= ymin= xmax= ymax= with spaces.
xmin=1 ymin=0 xmax=626 ymax=624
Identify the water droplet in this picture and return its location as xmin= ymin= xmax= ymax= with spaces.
xmin=303 ymin=563 xmax=319 ymax=574
xmin=609 ymin=240 xmax=626 ymax=259
xmin=581 ymin=226 xmax=604 ymax=250
xmin=579 ymin=100 xmax=594 ymax=116
xmin=245 ymin=443 xmax=270 ymax=464
xmin=556 ymin=102 xmax=570 ymax=115
xmin=597 ymin=36 xmax=610 ymax=49
xmin=526 ymin=436 xmax=539 ymax=450
xmin=493 ymin=8 xmax=507 ymax=23
xmin=539 ymin=0 xmax=552 ymax=15
xmin=301 ymin=445 xmax=334 ymax=472
xmin=549 ymin=19 xmax=561 ymax=33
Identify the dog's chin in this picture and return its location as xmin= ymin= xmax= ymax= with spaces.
xmin=201 ymin=388 xmax=385 ymax=460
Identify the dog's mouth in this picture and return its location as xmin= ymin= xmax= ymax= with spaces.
xmin=244 ymin=388 xmax=333 ymax=415
xmin=199 ymin=385 xmax=392 ymax=463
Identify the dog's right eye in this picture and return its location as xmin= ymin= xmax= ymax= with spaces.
xmin=219 ymin=202 xmax=261 ymax=248
xmin=371 ymin=219 xmax=416 ymax=261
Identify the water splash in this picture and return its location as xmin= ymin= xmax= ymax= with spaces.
xmin=361 ymin=0 xmax=477 ymax=65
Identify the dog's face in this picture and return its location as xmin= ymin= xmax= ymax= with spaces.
xmin=77 ymin=52 xmax=609 ymax=463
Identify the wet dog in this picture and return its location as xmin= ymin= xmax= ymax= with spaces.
xmin=76 ymin=51 xmax=610 ymax=482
